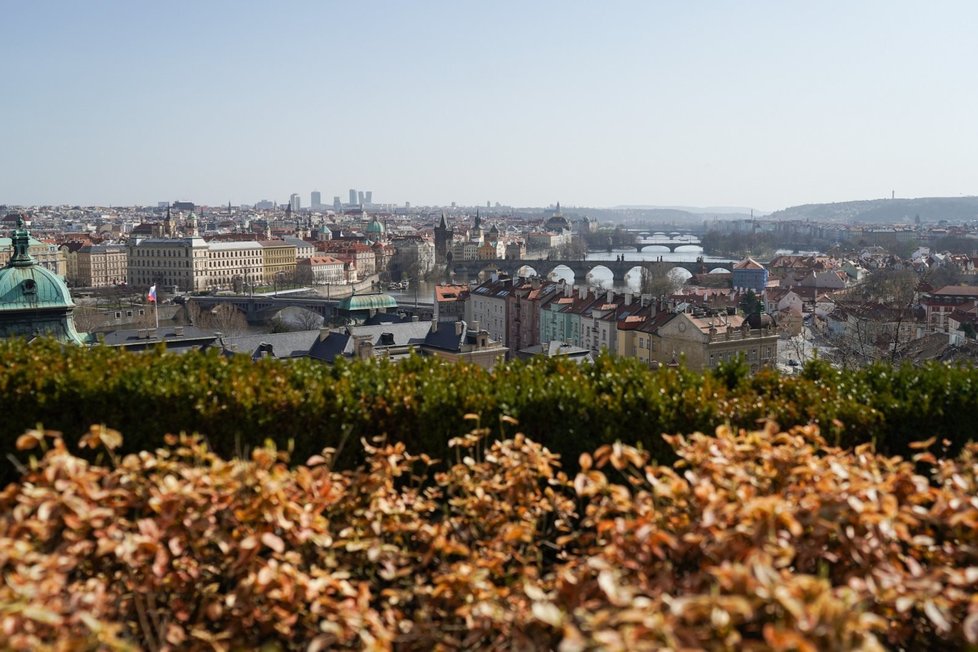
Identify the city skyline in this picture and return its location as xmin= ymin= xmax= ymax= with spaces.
xmin=3 ymin=1 xmax=977 ymax=210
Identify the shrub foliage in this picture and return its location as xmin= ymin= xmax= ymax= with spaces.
xmin=2 ymin=422 xmax=977 ymax=650
xmin=1 ymin=340 xmax=977 ymax=483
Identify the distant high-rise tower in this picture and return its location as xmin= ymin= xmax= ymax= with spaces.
xmin=349 ymin=189 xmax=357 ymax=206
xmin=358 ymin=191 xmax=365 ymax=206
xmin=333 ymin=196 xmax=342 ymax=211
xmin=290 ymin=193 xmax=301 ymax=211
xmin=311 ymin=191 xmax=321 ymax=208
xmin=365 ymin=191 xmax=373 ymax=205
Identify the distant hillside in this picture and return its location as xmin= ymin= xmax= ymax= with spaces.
xmin=768 ymin=196 xmax=978 ymax=224
xmin=576 ymin=207 xmax=755 ymax=225
xmin=613 ymin=204 xmax=766 ymax=215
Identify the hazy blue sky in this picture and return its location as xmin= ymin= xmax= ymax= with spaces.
xmin=2 ymin=1 xmax=977 ymax=210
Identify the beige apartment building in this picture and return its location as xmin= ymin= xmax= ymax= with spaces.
xmin=127 ymin=237 xmax=210 ymax=292
xmin=296 ymin=255 xmax=346 ymax=285
xmin=653 ymin=312 xmax=779 ymax=373
xmin=1 ymin=236 xmax=67 ymax=277
xmin=74 ymin=244 xmax=128 ymax=287
xmin=207 ymin=241 xmax=264 ymax=289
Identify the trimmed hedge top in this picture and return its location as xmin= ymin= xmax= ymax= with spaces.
xmin=1 ymin=338 xmax=976 ymax=482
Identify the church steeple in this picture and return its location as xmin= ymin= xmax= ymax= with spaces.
xmin=186 ymin=211 xmax=199 ymax=237
xmin=163 ymin=206 xmax=174 ymax=238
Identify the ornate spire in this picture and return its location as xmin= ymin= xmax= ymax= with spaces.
xmin=9 ymin=217 xmax=34 ymax=267
xmin=438 ymin=212 xmax=449 ymax=229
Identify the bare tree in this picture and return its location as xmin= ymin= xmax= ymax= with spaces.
xmin=850 ymin=268 xmax=917 ymax=306
xmin=205 ymin=304 xmax=248 ymax=336
xmin=185 ymin=300 xmax=205 ymax=327
xmin=555 ymin=237 xmax=588 ymax=260
xmin=72 ymin=305 xmax=105 ymax=333
xmin=292 ymin=307 xmax=324 ymax=330
xmin=641 ymin=264 xmax=682 ymax=297
xmin=827 ymin=267 xmax=928 ymax=366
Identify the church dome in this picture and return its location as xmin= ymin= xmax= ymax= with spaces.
xmin=545 ymin=214 xmax=570 ymax=232
xmin=0 ymin=220 xmax=74 ymax=312
xmin=366 ymin=217 xmax=385 ymax=235
xmin=0 ymin=264 xmax=74 ymax=311
xmin=0 ymin=219 xmax=87 ymax=344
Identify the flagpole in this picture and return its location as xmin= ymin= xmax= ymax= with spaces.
xmin=155 ymin=298 xmax=159 ymax=330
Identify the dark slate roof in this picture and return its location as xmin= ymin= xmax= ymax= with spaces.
xmin=423 ymin=321 xmax=465 ymax=352
xmin=312 ymin=321 xmax=434 ymax=362
xmin=347 ymin=321 xmax=432 ymax=345
xmin=218 ymin=330 xmax=322 ymax=360
xmin=98 ymin=325 xmax=218 ymax=352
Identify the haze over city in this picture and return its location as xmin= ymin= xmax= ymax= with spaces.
xmin=3 ymin=1 xmax=978 ymax=209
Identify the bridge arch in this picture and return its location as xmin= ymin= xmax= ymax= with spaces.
xmin=668 ymin=267 xmax=693 ymax=285
xmin=638 ymin=243 xmax=673 ymax=253
xmin=270 ymin=306 xmax=325 ymax=330
xmin=516 ymin=264 xmax=539 ymax=279
xmin=584 ymin=264 xmax=614 ymax=289
xmin=624 ymin=265 xmax=646 ymax=290
xmin=548 ymin=264 xmax=575 ymax=284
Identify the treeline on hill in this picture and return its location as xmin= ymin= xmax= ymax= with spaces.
xmin=2 ymin=339 xmax=978 ymax=483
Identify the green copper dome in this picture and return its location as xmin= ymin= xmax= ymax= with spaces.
xmin=365 ymin=217 xmax=385 ymax=235
xmin=337 ymin=292 xmax=398 ymax=312
xmin=0 ymin=264 xmax=74 ymax=310
xmin=0 ymin=218 xmax=86 ymax=344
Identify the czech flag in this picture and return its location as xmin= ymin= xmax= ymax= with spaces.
xmin=147 ymin=284 xmax=157 ymax=303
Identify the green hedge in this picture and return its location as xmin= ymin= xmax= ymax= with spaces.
xmin=1 ymin=339 xmax=975 ymax=483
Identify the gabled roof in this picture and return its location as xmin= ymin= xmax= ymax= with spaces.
xmin=733 ymin=257 xmax=766 ymax=270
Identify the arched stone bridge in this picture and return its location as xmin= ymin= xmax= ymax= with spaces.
xmin=449 ymin=258 xmax=733 ymax=286
xmin=189 ymin=294 xmax=340 ymax=324
xmin=626 ymin=241 xmax=703 ymax=253
xmin=188 ymin=293 xmax=435 ymax=325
